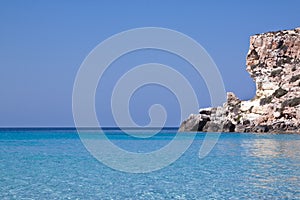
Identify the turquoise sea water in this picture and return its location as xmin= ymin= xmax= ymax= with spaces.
xmin=0 ymin=129 xmax=299 ymax=199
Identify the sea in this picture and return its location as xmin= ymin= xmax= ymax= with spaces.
xmin=0 ymin=128 xmax=299 ymax=199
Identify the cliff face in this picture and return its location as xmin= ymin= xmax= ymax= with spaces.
xmin=179 ymin=28 xmax=300 ymax=133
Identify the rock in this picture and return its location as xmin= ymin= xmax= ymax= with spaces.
xmin=270 ymin=69 xmax=283 ymax=77
xmin=235 ymin=124 xmax=246 ymax=132
xmin=261 ymin=82 xmax=278 ymax=90
xmin=273 ymin=88 xmax=288 ymax=98
xmin=203 ymin=122 xmax=223 ymax=132
xmin=197 ymin=118 xmax=210 ymax=132
xmin=253 ymin=125 xmax=270 ymax=133
xmin=179 ymin=114 xmax=201 ymax=132
xmin=222 ymin=121 xmax=236 ymax=132
xmin=290 ymin=74 xmax=300 ymax=83
xmin=251 ymin=105 xmax=269 ymax=115
xmin=199 ymin=109 xmax=212 ymax=115
xmin=297 ymin=109 xmax=300 ymax=119
xmin=273 ymin=111 xmax=281 ymax=118
xmin=226 ymin=92 xmax=241 ymax=106
xmin=282 ymin=97 xmax=300 ymax=108
xmin=240 ymin=100 xmax=259 ymax=112
xmin=179 ymin=27 xmax=300 ymax=133
xmin=260 ymin=96 xmax=273 ymax=106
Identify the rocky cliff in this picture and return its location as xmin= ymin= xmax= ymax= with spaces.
xmin=179 ymin=27 xmax=300 ymax=133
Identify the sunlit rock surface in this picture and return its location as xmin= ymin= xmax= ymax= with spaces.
xmin=180 ymin=28 xmax=300 ymax=133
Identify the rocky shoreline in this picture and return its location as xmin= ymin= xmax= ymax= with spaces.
xmin=179 ymin=27 xmax=300 ymax=133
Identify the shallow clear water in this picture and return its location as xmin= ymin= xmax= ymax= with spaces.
xmin=0 ymin=129 xmax=299 ymax=199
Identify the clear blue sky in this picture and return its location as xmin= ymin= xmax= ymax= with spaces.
xmin=0 ymin=1 xmax=299 ymax=127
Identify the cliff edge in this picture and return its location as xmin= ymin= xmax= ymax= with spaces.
xmin=179 ymin=27 xmax=300 ymax=133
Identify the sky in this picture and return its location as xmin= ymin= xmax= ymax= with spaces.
xmin=0 ymin=1 xmax=299 ymax=127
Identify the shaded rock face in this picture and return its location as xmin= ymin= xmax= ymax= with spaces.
xmin=179 ymin=28 xmax=300 ymax=133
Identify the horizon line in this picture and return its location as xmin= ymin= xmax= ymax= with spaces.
xmin=0 ymin=126 xmax=179 ymax=130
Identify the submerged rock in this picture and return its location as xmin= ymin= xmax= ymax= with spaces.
xmin=180 ymin=27 xmax=300 ymax=133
